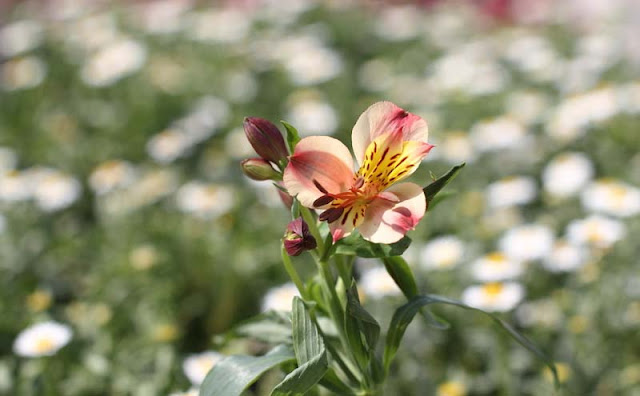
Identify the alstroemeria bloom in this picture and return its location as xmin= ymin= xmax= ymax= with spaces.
xmin=283 ymin=102 xmax=433 ymax=243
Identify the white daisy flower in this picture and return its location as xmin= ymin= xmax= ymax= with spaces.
xmin=146 ymin=129 xmax=191 ymax=164
xmin=32 ymin=170 xmax=82 ymax=212
xmin=0 ymin=170 xmax=32 ymax=202
xmin=542 ymin=152 xmax=594 ymax=198
xmin=89 ymin=160 xmax=137 ymax=195
xmin=420 ymin=236 xmax=465 ymax=270
xmin=546 ymin=87 xmax=620 ymax=141
xmin=13 ymin=321 xmax=73 ymax=357
xmin=183 ymin=351 xmax=223 ymax=386
xmin=503 ymin=35 xmax=562 ymax=82
xmin=437 ymin=131 xmax=476 ymax=165
xmin=498 ymin=224 xmax=554 ymax=262
xmin=486 ymin=176 xmax=537 ymax=209
xmin=286 ymin=98 xmax=338 ymax=136
xmin=1 ymin=56 xmax=46 ymax=91
xmin=581 ymin=179 xmax=640 ymax=218
xmin=504 ymin=90 xmax=550 ymax=125
xmin=469 ymin=117 xmax=528 ymax=152
xmin=175 ymin=182 xmax=234 ymax=220
xmin=470 ymin=252 xmax=524 ymax=282
xmin=542 ymin=240 xmax=589 ymax=273
xmin=461 ymin=282 xmax=525 ymax=312
xmin=81 ymin=39 xmax=147 ymax=87
xmin=0 ymin=19 xmax=43 ymax=57
xmin=187 ymin=9 xmax=251 ymax=44
xmin=566 ymin=215 xmax=626 ymax=249
xmin=261 ymin=283 xmax=300 ymax=312
xmin=375 ymin=5 xmax=423 ymax=42
xmin=359 ymin=267 xmax=401 ymax=299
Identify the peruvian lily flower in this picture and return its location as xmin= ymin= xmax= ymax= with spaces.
xmin=283 ymin=102 xmax=433 ymax=243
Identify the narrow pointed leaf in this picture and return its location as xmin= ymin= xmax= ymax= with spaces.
xmin=423 ymin=163 xmax=465 ymax=203
xmin=271 ymin=297 xmax=328 ymax=395
xmin=281 ymin=121 xmax=301 ymax=153
xmin=200 ymin=345 xmax=295 ymax=396
xmin=383 ymin=294 xmax=558 ymax=387
xmin=318 ymin=368 xmax=356 ymax=395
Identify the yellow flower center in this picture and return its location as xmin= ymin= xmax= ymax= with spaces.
xmin=34 ymin=337 xmax=55 ymax=354
xmin=483 ymin=282 xmax=504 ymax=298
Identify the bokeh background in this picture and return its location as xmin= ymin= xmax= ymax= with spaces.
xmin=1 ymin=0 xmax=639 ymax=395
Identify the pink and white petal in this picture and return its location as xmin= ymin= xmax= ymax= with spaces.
xmin=359 ymin=182 xmax=427 ymax=244
xmin=351 ymin=102 xmax=429 ymax=165
xmin=328 ymin=202 xmax=367 ymax=242
xmin=283 ymin=136 xmax=355 ymax=207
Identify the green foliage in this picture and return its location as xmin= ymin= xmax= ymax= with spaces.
xmin=334 ymin=233 xmax=412 ymax=258
xmin=200 ymin=345 xmax=295 ymax=396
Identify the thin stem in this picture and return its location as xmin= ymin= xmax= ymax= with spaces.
xmin=334 ymin=254 xmax=354 ymax=287
xmin=280 ymin=244 xmax=308 ymax=300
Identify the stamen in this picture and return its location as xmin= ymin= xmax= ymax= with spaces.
xmin=313 ymin=195 xmax=334 ymax=207
xmin=313 ymin=179 xmax=329 ymax=194
xmin=319 ymin=207 xmax=344 ymax=223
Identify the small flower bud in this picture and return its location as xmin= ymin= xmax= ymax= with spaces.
xmin=241 ymin=158 xmax=280 ymax=181
xmin=244 ymin=117 xmax=289 ymax=164
xmin=276 ymin=182 xmax=294 ymax=209
xmin=284 ymin=217 xmax=317 ymax=256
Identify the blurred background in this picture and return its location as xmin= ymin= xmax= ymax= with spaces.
xmin=1 ymin=0 xmax=639 ymax=395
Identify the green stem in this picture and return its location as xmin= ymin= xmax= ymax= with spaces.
xmin=334 ymin=254 xmax=354 ymax=287
xmin=280 ymin=244 xmax=308 ymax=300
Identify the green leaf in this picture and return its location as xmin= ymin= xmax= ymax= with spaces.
xmin=200 ymin=345 xmax=295 ymax=396
xmin=281 ymin=121 xmax=301 ymax=153
xmin=382 ymin=256 xmax=449 ymax=330
xmin=271 ymin=297 xmax=328 ymax=395
xmin=346 ymin=284 xmax=380 ymax=352
xmin=232 ymin=311 xmax=293 ymax=345
xmin=334 ymin=233 xmax=411 ymax=258
xmin=383 ymin=294 xmax=558 ymax=387
xmin=423 ymin=163 xmax=465 ymax=204
xmin=318 ymin=368 xmax=356 ymax=395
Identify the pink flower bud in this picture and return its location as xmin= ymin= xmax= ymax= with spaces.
xmin=244 ymin=117 xmax=288 ymax=164
xmin=241 ymin=158 xmax=280 ymax=181
xmin=284 ymin=217 xmax=317 ymax=256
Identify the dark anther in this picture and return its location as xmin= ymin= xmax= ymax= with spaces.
xmin=319 ymin=207 xmax=344 ymax=223
xmin=313 ymin=179 xmax=329 ymax=194
xmin=313 ymin=195 xmax=334 ymax=207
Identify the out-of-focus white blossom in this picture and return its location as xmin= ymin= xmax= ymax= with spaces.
xmin=169 ymin=389 xmax=199 ymax=396
xmin=89 ymin=160 xmax=137 ymax=195
xmin=486 ymin=176 xmax=537 ymax=209
xmin=547 ymin=87 xmax=620 ymax=141
xmin=504 ymin=35 xmax=562 ymax=82
xmin=13 ymin=321 xmax=73 ymax=358
xmin=375 ymin=5 xmax=423 ymax=42
xmin=0 ymin=170 xmax=32 ymax=202
xmin=358 ymin=59 xmax=394 ymax=92
xmin=504 ymin=91 xmax=550 ymax=125
xmin=183 ymin=351 xmax=223 ymax=385
xmin=261 ymin=283 xmax=300 ymax=312
xmin=470 ymin=117 xmax=528 ymax=152
xmin=146 ymin=129 xmax=191 ymax=164
xmin=542 ymin=152 xmax=594 ymax=198
xmin=0 ymin=147 xmax=18 ymax=172
xmin=470 ymin=252 xmax=524 ymax=282
xmin=542 ymin=240 xmax=588 ymax=272
xmin=286 ymin=97 xmax=338 ymax=136
xmin=1 ymin=56 xmax=46 ymax=91
xmin=566 ymin=215 xmax=626 ymax=249
xmin=581 ymin=179 xmax=640 ymax=218
xmin=498 ymin=224 xmax=554 ymax=261
xmin=359 ymin=267 xmax=401 ymax=299
xmin=187 ymin=9 xmax=251 ymax=43
xmin=461 ymin=282 xmax=525 ymax=312
xmin=134 ymin=0 xmax=191 ymax=35
xmin=175 ymin=182 xmax=234 ymax=220
xmin=32 ymin=170 xmax=82 ymax=212
xmin=81 ymin=39 xmax=147 ymax=87
xmin=435 ymin=131 xmax=476 ymax=165
xmin=420 ymin=236 xmax=465 ymax=270
xmin=0 ymin=20 xmax=43 ymax=57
